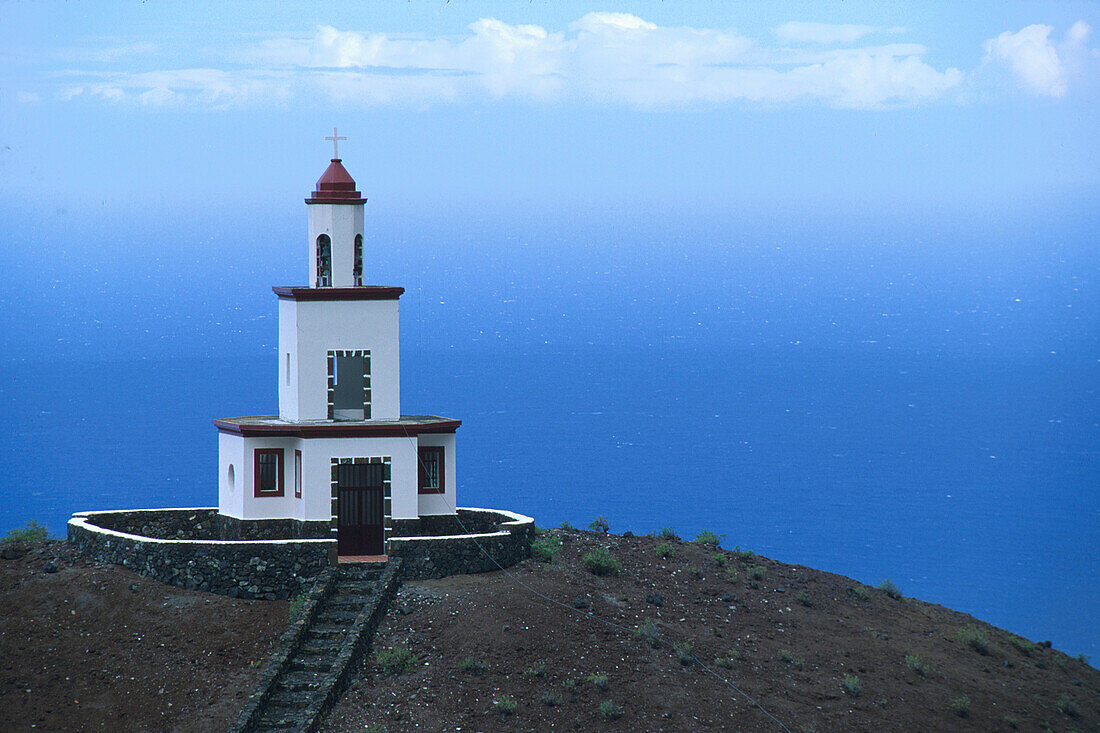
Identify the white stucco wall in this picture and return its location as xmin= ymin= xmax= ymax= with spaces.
xmin=307 ymin=203 xmax=364 ymax=288
xmin=218 ymin=432 xmax=246 ymax=519
xmin=220 ymin=434 xmax=422 ymax=522
xmin=277 ymin=298 xmax=300 ymax=422
xmin=278 ymin=298 xmax=400 ymax=422
xmin=417 ymin=433 xmax=458 ymax=516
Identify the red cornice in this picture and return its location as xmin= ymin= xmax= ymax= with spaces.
xmin=214 ymin=418 xmax=461 ymax=438
xmin=305 ymin=197 xmax=367 ymax=205
xmin=272 ymin=286 xmax=404 ymax=301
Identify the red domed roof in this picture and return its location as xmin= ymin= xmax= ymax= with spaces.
xmin=305 ymin=159 xmax=366 ymax=205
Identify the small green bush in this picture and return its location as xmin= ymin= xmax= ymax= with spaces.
xmin=4 ymin=520 xmax=49 ymax=543
xmin=655 ymin=542 xmax=675 ymax=559
xmin=599 ymin=699 xmax=623 ymax=720
xmin=288 ymin=588 xmax=310 ymax=619
xmin=851 ymin=586 xmax=870 ymax=601
xmin=956 ymin=626 xmax=989 ymax=655
xmin=587 ymin=671 xmax=609 ymax=691
xmin=749 ymin=565 xmax=767 ymax=580
xmin=1056 ymin=693 xmax=1080 ymax=718
xmin=562 ymin=678 xmax=578 ymax=692
xmin=583 ymin=547 xmax=622 ymax=576
xmin=877 ymin=579 xmax=902 ymax=599
xmin=493 ymin=697 xmax=517 ymax=716
xmin=1076 ymin=653 xmax=1091 ymax=665
xmin=778 ymin=649 xmax=803 ymax=668
xmin=725 ymin=567 xmax=739 ymax=582
xmin=795 ymin=591 xmax=813 ymax=607
xmin=559 ymin=520 xmax=575 ymax=531
xmin=694 ymin=530 xmax=725 ymax=548
xmin=530 ymin=536 xmax=561 ymax=563
xmin=459 ymin=656 xmax=489 ymax=675
xmin=658 ymin=526 xmax=680 ymax=541
xmin=841 ymin=674 xmax=862 ymax=697
xmin=1002 ymin=714 xmax=1019 ymax=728
xmin=689 ymin=566 xmax=703 ymax=580
xmin=635 ymin=619 xmax=660 ymax=649
xmin=904 ymin=654 xmax=929 ymax=676
xmin=673 ymin=641 xmax=695 ymax=666
xmin=951 ymin=695 xmax=970 ymax=718
xmin=588 ymin=515 xmax=610 ymax=533
xmin=539 ymin=690 xmax=560 ymax=707
xmin=733 ymin=545 xmax=754 ymax=562
xmin=712 ymin=553 xmax=727 ymax=567
xmin=715 ymin=655 xmax=734 ymax=669
xmin=1007 ymin=635 xmax=1034 ymax=655
xmin=524 ymin=661 xmax=545 ymax=677
xmin=376 ymin=646 xmax=416 ymax=676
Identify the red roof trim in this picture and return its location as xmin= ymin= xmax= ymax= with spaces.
xmin=272 ymin=286 xmax=404 ymax=301
xmin=214 ymin=419 xmax=461 ymax=438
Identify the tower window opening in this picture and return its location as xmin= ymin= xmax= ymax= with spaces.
xmin=353 ymin=234 xmax=363 ymax=286
xmin=316 ymin=234 xmax=332 ymax=287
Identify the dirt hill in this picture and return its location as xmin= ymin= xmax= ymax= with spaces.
xmin=2 ymin=530 xmax=1096 ymax=732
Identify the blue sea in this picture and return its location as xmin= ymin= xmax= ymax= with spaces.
xmin=1 ymin=200 xmax=1096 ymax=660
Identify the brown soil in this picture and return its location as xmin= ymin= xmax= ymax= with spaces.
xmin=3 ymin=532 xmax=1096 ymax=732
xmin=0 ymin=540 xmax=288 ymax=732
xmin=325 ymin=529 xmax=1099 ymax=733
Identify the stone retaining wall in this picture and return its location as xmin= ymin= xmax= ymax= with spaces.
xmin=69 ymin=506 xmax=535 ymax=592
xmin=82 ymin=508 xmax=329 ymax=542
xmin=68 ymin=509 xmax=333 ymax=600
xmin=388 ymin=507 xmax=535 ymax=580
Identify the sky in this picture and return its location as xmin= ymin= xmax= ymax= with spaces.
xmin=0 ymin=0 xmax=1097 ymax=362
xmin=1 ymin=1 xmax=1097 ymax=216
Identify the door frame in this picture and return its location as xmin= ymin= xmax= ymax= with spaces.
xmin=330 ymin=456 xmax=391 ymax=556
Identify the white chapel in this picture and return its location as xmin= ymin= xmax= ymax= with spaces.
xmin=214 ymin=135 xmax=459 ymax=557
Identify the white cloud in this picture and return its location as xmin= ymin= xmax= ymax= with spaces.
xmin=982 ymin=22 xmax=1093 ymax=97
xmin=774 ymin=22 xmax=877 ymax=45
xmin=42 ymin=15 xmax=978 ymax=110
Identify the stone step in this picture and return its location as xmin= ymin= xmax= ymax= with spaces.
xmin=275 ymin=670 xmax=327 ymax=693
xmin=251 ymin=723 xmax=302 ymax=733
xmin=267 ymin=688 xmax=314 ymax=710
xmin=307 ymin=624 xmax=352 ymax=638
xmin=258 ymin=703 xmax=310 ymax=728
xmin=333 ymin=579 xmax=377 ymax=595
xmin=325 ymin=595 xmax=368 ymax=612
xmin=297 ymin=637 xmax=341 ymax=655
xmin=287 ymin=654 xmax=333 ymax=672
xmin=314 ymin=608 xmax=358 ymax=626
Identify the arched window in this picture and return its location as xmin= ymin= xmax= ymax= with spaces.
xmin=353 ymin=234 xmax=363 ymax=286
xmin=227 ymin=464 xmax=235 ymax=493
xmin=316 ymin=234 xmax=332 ymax=287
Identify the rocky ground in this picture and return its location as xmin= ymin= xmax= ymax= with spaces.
xmin=325 ymin=528 xmax=1098 ymax=733
xmin=1 ymin=530 xmax=1097 ymax=732
xmin=0 ymin=539 xmax=288 ymax=732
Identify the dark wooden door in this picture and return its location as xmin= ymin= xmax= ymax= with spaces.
xmin=336 ymin=462 xmax=384 ymax=555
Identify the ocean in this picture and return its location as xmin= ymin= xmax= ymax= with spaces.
xmin=1 ymin=203 xmax=1096 ymax=660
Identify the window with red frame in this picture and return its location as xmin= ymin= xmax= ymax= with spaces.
xmin=254 ymin=448 xmax=285 ymax=497
xmin=418 ymin=446 xmax=444 ymax=494
xmin=294 ymin=450 xmax=302 ymax=498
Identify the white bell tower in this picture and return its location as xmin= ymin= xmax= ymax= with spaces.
xmin=306 ymin=128 xmax=366 ymax=288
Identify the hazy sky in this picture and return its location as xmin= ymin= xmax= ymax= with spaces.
xmin=1 ymin=0 xmax=1097 ymax=223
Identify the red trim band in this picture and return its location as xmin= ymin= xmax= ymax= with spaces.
xmin=272 ymin=286 xmax=404 ymax=301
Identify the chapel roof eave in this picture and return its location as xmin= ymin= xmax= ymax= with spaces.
xmin=272 ymin=286 xmax=404 ymax=301
xmin=213 ymin=415 xmax=462 ymax=438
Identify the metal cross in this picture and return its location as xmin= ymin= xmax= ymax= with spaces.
xmin=325 ymin=127 xmax=347 ymax=159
